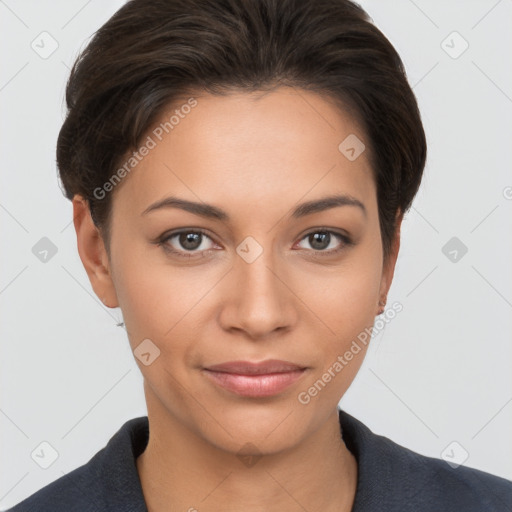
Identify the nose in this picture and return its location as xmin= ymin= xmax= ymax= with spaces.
xmin=218 ymin=245 xmax=298 ymax=340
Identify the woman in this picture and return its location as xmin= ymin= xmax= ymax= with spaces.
xmin=7 ymin=0 xmax=512 ymax=510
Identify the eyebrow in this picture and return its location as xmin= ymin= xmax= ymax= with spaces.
xmin=141 ymin=194 xmax=366 ymax=220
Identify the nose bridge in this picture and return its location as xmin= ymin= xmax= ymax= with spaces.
xmin=239 ymin=244 xmax=279 ymax=297
xmin=225 ymin=234 xmax=295 ymax=337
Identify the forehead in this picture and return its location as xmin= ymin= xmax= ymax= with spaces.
xmin=112 ymin=87 xmax=376 ymax=221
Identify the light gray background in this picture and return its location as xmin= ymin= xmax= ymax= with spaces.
xmin=1 ymin=0 xmax=511 ymax=508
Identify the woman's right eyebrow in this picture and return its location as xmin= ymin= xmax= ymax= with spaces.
xmin=141 ymin=196 xmax=228 ymax=221
xmin=140 ymin=194 xmax=367 ymax=221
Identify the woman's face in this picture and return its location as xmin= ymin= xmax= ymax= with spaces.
xmin=77 ymin=86 xmax=400 ymax=455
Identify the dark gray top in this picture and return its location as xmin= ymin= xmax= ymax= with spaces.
xmin=7 ymin=409 xmax=512 ymax=511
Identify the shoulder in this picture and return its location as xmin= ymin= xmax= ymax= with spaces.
xmin=6 ymin=417 xmax=149 ymax=512
xmin=5 ymin=463 xmax=107 ymax=512
xmin=387 ymin=438 xmax=512 ymax=510
xmin=339 ymin=409 xmax=512 ymax=511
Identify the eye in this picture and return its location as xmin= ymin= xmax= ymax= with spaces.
xmin=157 ymin=229 xmax=218 ymax=258
xmin=295 ymin=229 xmax=352 ymax=255
xmin=155 ymin=227 xmax=353 ymax=259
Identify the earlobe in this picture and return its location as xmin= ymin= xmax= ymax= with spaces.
xmin=72 ymin=195 xmax=119 ymax=308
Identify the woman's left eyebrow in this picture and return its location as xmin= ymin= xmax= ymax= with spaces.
xmin=141 ymin=194 xmax=366 ymax=221
xmin=291 ymin=195 xmax=367 ymax=219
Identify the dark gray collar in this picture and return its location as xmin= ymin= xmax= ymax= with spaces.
xmin=24 ymin=408 xmax=509 ymax=511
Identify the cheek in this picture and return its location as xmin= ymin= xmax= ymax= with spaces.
xmin=298 ymin=247 xmax=382 ymax=378
xmin=110 ymin=250 xmax=173 ymax=342
xmin=301 ymin=255 xmax=382 ymax=333
xmin=297 ymin=270 xmax=379 ymax=403
xmin=112 ymin=250 xmax=214 ymax=353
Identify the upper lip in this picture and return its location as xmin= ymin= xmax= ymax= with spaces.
xmin=204 ymin=359 xmax=306 ymax=375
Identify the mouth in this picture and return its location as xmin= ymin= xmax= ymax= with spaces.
xmin=202 ymin=360 xmax=308 ymax=398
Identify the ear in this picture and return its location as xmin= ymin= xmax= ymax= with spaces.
xmin=377 ymin=209 xmax=404 ymax=313
xmin=72 ymin=195 xmax=119 ymax=308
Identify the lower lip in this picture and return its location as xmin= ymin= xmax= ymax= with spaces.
xmin=202 ymin=369 xmax=307 ymax=398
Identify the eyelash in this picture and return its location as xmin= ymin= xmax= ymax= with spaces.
xmin=156 ymin=227 xmax=353 ymax=259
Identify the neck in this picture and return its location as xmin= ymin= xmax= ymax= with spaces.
xmin=137 ymin=402 xmax=357 ymax=512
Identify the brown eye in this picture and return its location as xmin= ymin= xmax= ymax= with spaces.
xmin=158 ymin=229 xmax=217 ymax=258
xmin=296 ymin=229 xmax=353 ymax=256
xmin=308 ymin=232 xmax=331 ymax=250
xmin=178 ymin=232 xmax=203 ymax=250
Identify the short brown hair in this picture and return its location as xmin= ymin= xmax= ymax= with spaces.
xmin=57 ymin=0 xmax=427 ymax=261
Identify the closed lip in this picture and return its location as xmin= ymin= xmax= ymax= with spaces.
xmin=203 ymin=359 xmax=307 ymax=375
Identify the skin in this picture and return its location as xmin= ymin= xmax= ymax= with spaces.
xmin=73 ymin=86 xmax=402 ymax=512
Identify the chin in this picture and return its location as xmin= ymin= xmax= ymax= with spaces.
xmin=193 ymin=397 xmax=321 ymax=456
